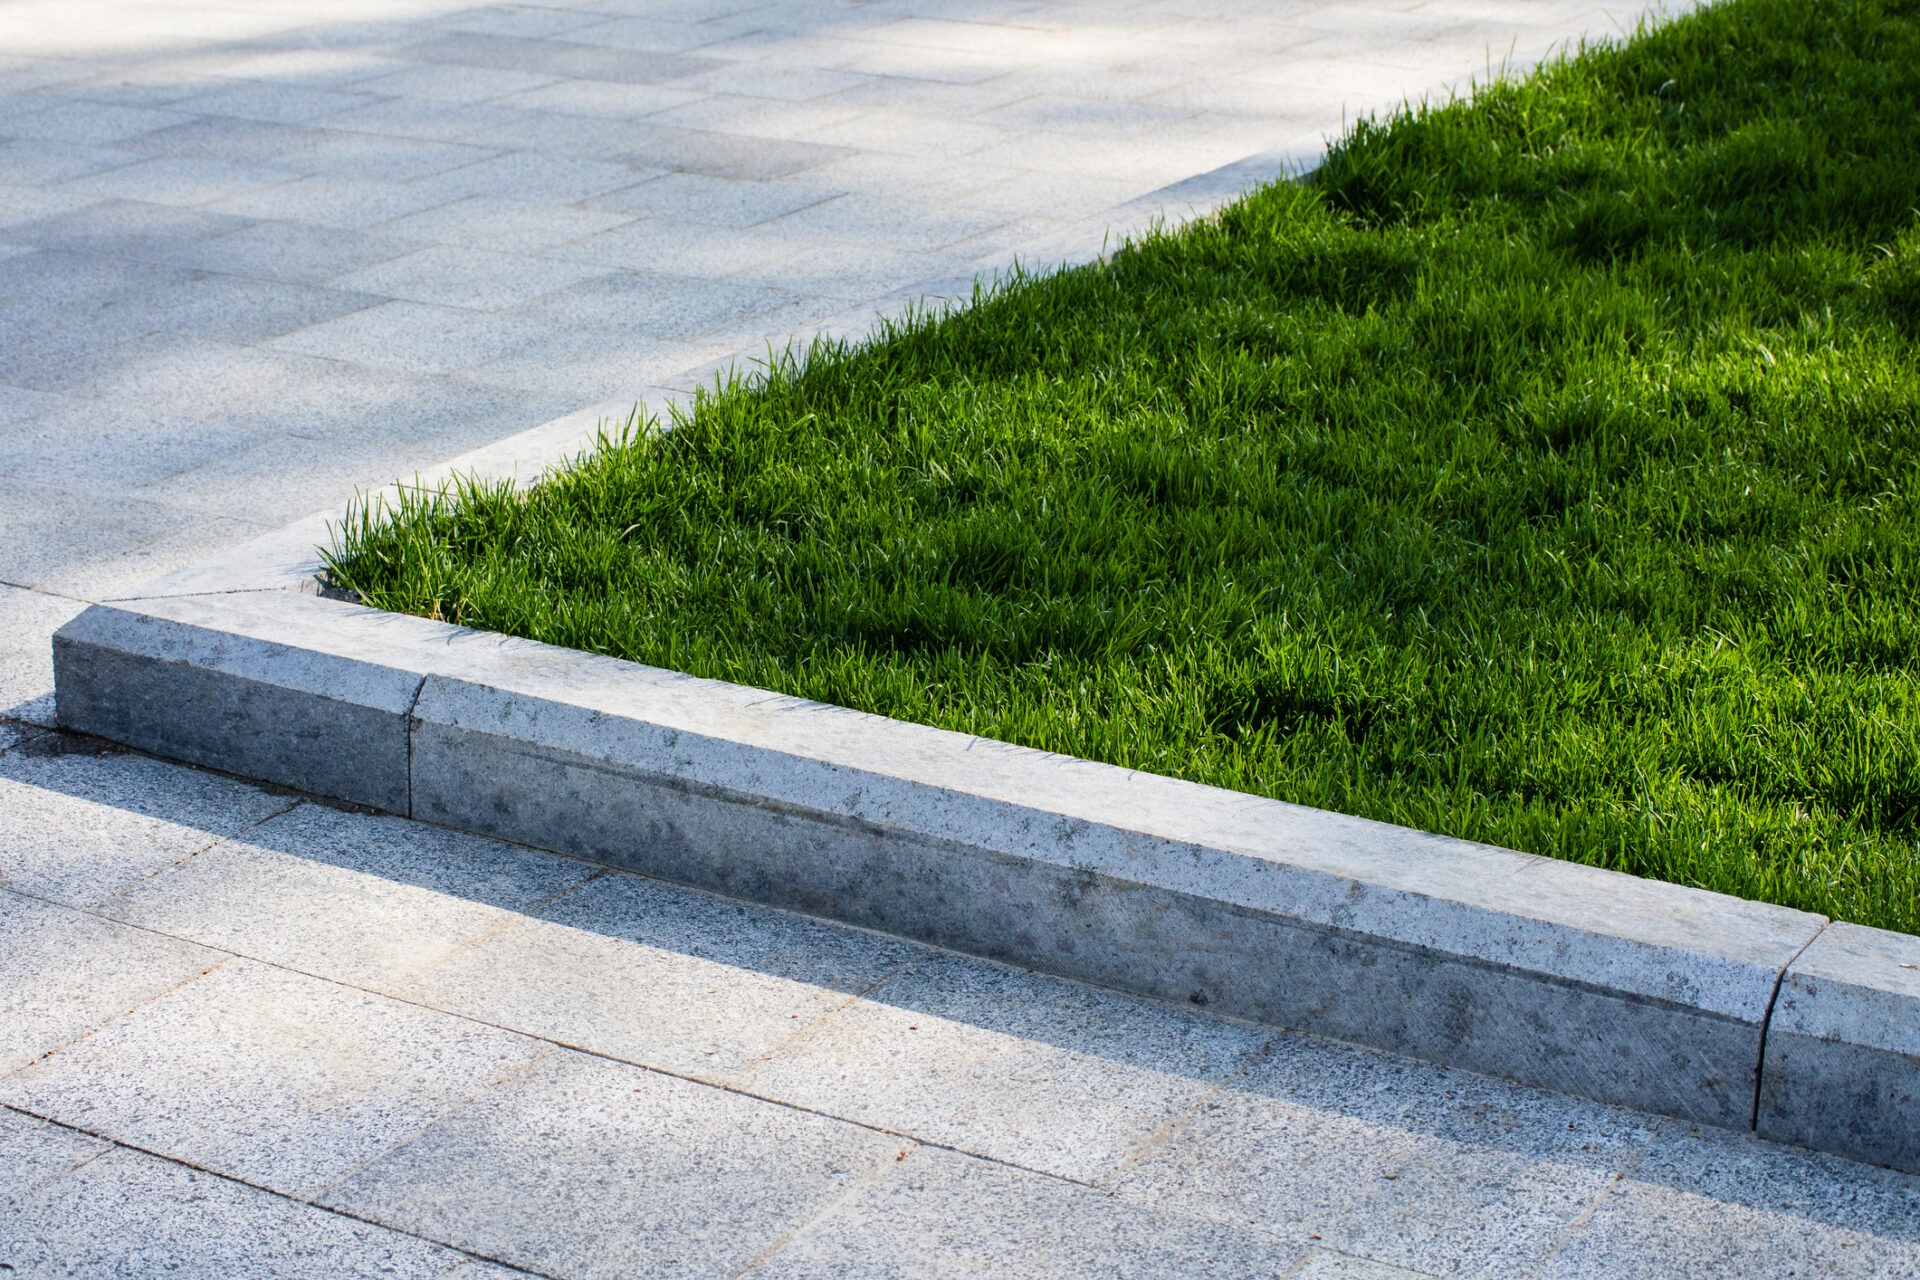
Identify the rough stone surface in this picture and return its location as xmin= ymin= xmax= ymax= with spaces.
xmin=1757 ymin=921 xmax=1920 ymax=1173
xmin=10 ymin=0 xmax=1919 ymax=1274
xmin=52 ymin=594 xmax=441 ymax=811
xmin=751 ymin=1143 xmax=1308 ymax=1279
xmin=321 ymin=1048 xmax=902 ymax=1280
xmin=0 ymin=740 xmax=290 ymax=907
xmin=96 ymin=799 xmax=598 ymax=990
xmin=0 ymin=1146 xmax=466 ymax=1279
xmin=0 ymin=890 xmax=221 ymax=1075
xmin=398 ymin=868 xmax=918 ymax=1082
xmin=1107 ymin=1031 xmax=1662 ymax=1279
xmin=0 ymin=958 xmax=548 ymax=1200
xmin=734 ymin=948 xmax=1272 ymax=1181
xmin=1536 ymin=1121 xmax=1920 ymax=1279
xmin=407 ymin=609 xmax=1822 ymax=1125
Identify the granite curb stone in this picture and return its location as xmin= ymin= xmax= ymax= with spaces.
xmin=1757 ymin=921 xmax=1920 ymax=1171
xmin=43 ymin=147 xmax=1920 ymax=1175
xmin=57 ymin=580 xmax=1908 ymax=1165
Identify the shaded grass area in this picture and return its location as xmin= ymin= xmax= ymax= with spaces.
xmin=329 ymin=0 xmax=1920 ymax=933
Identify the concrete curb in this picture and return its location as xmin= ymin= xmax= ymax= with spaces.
xmin=51 ymin=588 xmax=1920 ymax=1169
xmin=47 ymin=147 xmax=1920 ymax=1174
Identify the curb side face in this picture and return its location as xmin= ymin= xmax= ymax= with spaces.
xmin=409 ymin=695 xmax=1767 ymax=1130
xmin=1755 ymin=923 xmax=1920 ymax=1174
xmin=49 ymin=590 xmax=1915 ymax=1172
xmin=53 ymin=606 xmax=414 ymax=815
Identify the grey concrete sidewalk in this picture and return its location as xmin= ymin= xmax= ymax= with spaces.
xmin=6 ymin=1 xmax=1919 ymax=1277
xmin=4 ymin=733 xmax=1920 ymax=1279
xmin=6 ymin=0 xmax=1634 ymax=625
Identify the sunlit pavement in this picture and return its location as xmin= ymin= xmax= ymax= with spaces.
xmin=5 ymin=2 xmax=1918 ymax=1276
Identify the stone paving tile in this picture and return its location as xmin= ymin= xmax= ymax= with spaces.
xmin=0 ymin=479 xmax=204 ymax=589
xmin=1535 ymin=1122 xmax=1920 ymax=1279
xmin=316 ymin=95 xmax=526 ymax=143
xmin=1106 ymin=1032 xmax=1661 ymax=1280
xmin=171 ymin=78 xmax=381 ymax=125
xmin=374 ymin=193 xmax=636 ymax=252
xmin=116 ymin=114 xmax=337 ymax=165
xmin=103 ymin=273 xmax=381 ymax=345
xmin=0 ymin=891 xmax=221 ymax=1075
xmin=751 ymin=1143 xmax=1307 ymax=1279
xmin=641 ymin=92 xmax=874 ymax=143
xmin=0 ymin=1106 xmax=109 ymax=1205
xmin=55 ymin=155 xmax=299 ymax=207
xmin=327 ymin=241 xmax=608 ymax=311
xmin=0 ymin=245 xmax=199 ymax=315
xmin=0 ymin=98 xmax=192 ymax=146
xmin=464 ymin=325 xmax=724 ymax=401
xmin=0 ymin=958 xmax=550 ymax=1201
xmin=323 ymin=1048 xmax=901 ymax=1280
xmin=440 ymin=104 xmax=677 ymax=162
xmin=278 ymin=130 xmax=499 ymax=185
xmin=0 ymin=1146 xmax=466 ymax=1279
xmin=267 ymin=298 xmax=555 ymax=374
xmin=613 ymin=123 xmax=853 ymax=181
xmin=0 ymin=584 xmax=83 ymax=725
xmin=206 ymin=173 xmax=463 ymax=229
xmin=548 ymin=215 xmax=820 ymax=276
xmin=732 ymin=950 xmax=1272 ymax=1183
xmin=0 ymin=183 xmax=98 ymax=234
xmin=0 ymin=383 xmax=59 ymax=426
xmin=123 ymin=406 xmax=568 ymax=525
xmin=31 ymin=513 xmax=275 ymax=603
xmin=398 ymin=869 xmax=917 ymax=1081
xmin=1291 ymin=1254 xmax=1437 ymax=1280
xmin=1 ymin=402 xmax=270 ymax=494
xmin=0 ymin=739 xmax=290 ymax=908
xmin=2 ymin=198 xmax=255 ymax=261
xmin=98 ymin=800 xmax=598 ymax=992
xmin=171 ymin=217 xmax=424 ymax=283
xmin=514 ymin=269 xmax=814 ymax=341
xmin=594 ymin=170 xmax=840 ymax=227
xmin=421 ymin=147 xmax=666 ymax=203
xmin=322 ymin=57 xmax=557 ymax=108
xmin=762 ymin=191 xmax=1013 ymax=255
xmin=495 ymin=75 xmax=704 ymax=120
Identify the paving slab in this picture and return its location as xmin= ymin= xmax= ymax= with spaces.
xmin=0 ymin=1106 xmax=110 ymax=1205
xmin=0 ymin=737 xmax=289 ymax=907
xmin=0 ymin=583 xmax=84 ymax=725
xmin=399 ymin=869 xmax=918 ymax=1082
xmin=0 ymin=891 xmax=221 ymax=1075
xmin=0 ymin=957 xmax=549 ymax=1201
xmin=322 ymin=1048 xmax=902 ymax=1280
xmin=96 ymin=800 xmax=598 ymax=991
xmin=1106 ymin=1030 xmax=1662 ymax=1280
xmin=1535 ymin=1121 xmax=1920 ymax=1279
xmin=736 ymin=949 xmax=1273 ymax=1182
xmin=11 ymin=0 xmax=1911 ymax=1273
xmin=750 ymin=1143 xmax=1306 ymax=1279
xmin=0 ymin=1146 xmax=467 ymax=1280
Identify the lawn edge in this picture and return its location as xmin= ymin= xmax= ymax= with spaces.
xmin=50 ymin=124 xmax=1920 ymax=1173
xmin=49 ymin=485 xmax=1920 ymax=1173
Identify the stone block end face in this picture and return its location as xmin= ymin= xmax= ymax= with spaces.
xmin=1757 ymin=922 xmax=1920 ymax=1173
xmin=51 ymin=603 xmax=410 ymax=814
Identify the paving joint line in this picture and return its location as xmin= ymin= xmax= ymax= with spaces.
xmin=0 ymin=1100 xmax=559 ymax=1280
xmin=1750 ymin=921 xmax=1828 ymax=1131
xmin=3 ymin=879 xmax=1199 ymax=1198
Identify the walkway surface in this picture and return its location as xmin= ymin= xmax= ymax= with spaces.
xmin=3 ymin=1 xmax=1918 ymax=1277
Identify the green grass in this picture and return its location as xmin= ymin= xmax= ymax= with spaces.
xmin=328 ymin=0 xmax=1920 ymax=934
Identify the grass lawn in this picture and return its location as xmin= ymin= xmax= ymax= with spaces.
xmin=328 ymin=0 xmax=1920 ymax=934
